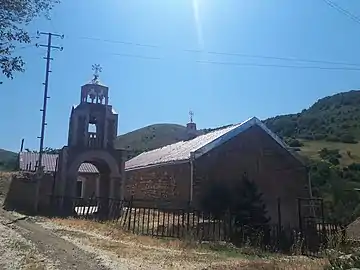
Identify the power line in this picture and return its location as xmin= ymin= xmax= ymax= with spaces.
xmin=71 ymin=34 xmax=360 ymax=67
xmin=321 ymin=0 xmax=360 ymax=25
xmin=187 ymin=49 xmax=360 ymax=67
xmin=196 ymin=60 xmax=360 ymax=71
xmin=76 ymin=36 xmax=158 ymax=48
xmin=110 ymin=52 xmax=160 ymax=60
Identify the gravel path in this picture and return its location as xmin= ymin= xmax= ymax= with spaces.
xmin=0 ymin=209 xmax=111 ymax=270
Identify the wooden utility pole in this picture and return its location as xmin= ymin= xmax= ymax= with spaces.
xmin=36 ymin=31 xmax=63 ymax=172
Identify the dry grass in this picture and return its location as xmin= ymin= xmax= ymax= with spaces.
xmin=20 ymin=252 xmax=47 ymax=270
xmin=46 ymin=218 xmax=328 ymax=270
xmin=299 ymin=140 xmax=360 ymax=166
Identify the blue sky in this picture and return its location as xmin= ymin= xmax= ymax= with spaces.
xmin=2 ymin=0 xmax=360 ymax=152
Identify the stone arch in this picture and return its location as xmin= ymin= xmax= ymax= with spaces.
xmin=66 ymin=150 xmax=122 ymax=200
xmin=68 ymin=150 xmax=120 ymax=178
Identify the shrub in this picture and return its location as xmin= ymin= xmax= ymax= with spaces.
xmin=326 ymin=135 xmax=341 ymax=142
xmin=287 ymin=139 xmax=303 ymax=147
xmin=328 ymin=157 xmax=340 ymax=166
xmin=340 ymin=134 xmax=357 ymax=144
xmin=319 ymin=148 xmax=341 ymax=160
xmin=326 ymin=253 xmax=360 ymax=270
xmin=348 ymin=163 xmax=360 ymax=171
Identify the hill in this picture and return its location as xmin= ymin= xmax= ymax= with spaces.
xmin=264 ymin=90 xmax=360 ymax=143
xmin=115 ymin=90 xmax=360 ymax=165
xmin=0 ymin=149 xmax=17 ymax=171
xmin=115 ymin=124 xmax=190 ymax=158
xmin=0 ymin=149 xmax=16 ymax=162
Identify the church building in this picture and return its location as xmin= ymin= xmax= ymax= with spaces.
xmin=125 ymin=116 xmax=309 ymax=226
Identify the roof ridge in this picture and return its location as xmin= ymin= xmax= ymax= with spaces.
xmin=131 ymin=121 xmax=241 ymax=159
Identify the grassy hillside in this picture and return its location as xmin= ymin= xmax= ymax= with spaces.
xmin=264 ymin=90 xmax=360 ymax=143
xmin=115 ymin=124 xmax=190 ymax=158
xmin=0 ymin=149 xmax=17 ymax=171
xmin=0 ymin=149 xmax=16 ymax=161
xmin=115 ymin=90 xmax=360 ymax=165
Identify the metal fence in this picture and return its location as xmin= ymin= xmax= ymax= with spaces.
xmin=44 ymin=195 xmax=346 ymax=256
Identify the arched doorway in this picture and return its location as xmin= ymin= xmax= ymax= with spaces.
xmin=57 ymin=149 xmax=123 ymax=219
xmin=75 ymin=164 xmax=99 ymax=199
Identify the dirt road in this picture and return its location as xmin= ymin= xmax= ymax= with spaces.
xmin=0 ymin=209 xmax=112 ymax=270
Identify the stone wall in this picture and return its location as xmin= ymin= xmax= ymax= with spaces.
xmin=3 ymin=172 xmax=54 ymax=214
xmin=125 ymin=163 xmax=191 ymax=207
xmin=125 ymin=125 xmax=308 ymax=226
xmin=193 ymin=125 xmax=308 ymax=227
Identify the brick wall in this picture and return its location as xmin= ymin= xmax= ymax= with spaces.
xmin=193 ymin=125 xmax=308 ymax=227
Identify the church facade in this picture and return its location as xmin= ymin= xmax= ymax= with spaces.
xmin=125 ymin=117 xmax=309 ymax=226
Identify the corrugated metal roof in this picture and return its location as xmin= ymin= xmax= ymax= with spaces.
xmin=125 ymin=117 xmax=299 ymax=171
xmin=19 ymin=152 xmax=99 ymax=173
xmin=125 ymin=117 xmax=245 ymax=170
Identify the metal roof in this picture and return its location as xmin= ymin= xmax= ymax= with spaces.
xmin=19 ymin=152 xmax=99 ymax=173
xmin=125 ymin=117 xmax=299 ymax=171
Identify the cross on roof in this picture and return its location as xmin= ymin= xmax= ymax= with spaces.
xmin=92 ymin=64 xmax=102 ymax=82
xmin=189 ymin=110 xmax=194 ymax=123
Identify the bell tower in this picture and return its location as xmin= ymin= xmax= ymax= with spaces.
xmin=186 ymin=110 xmax=198 ymax=140
xmin=54 ymin=65 xmax=125 ymax=218
xmin=67 ymin=64 xmax=118 ymax=149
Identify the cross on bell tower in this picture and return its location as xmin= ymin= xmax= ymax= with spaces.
xmin=67 ymin=65 xmax=119 ymax=149
xmin=189 ymin=110 xmax=194 ymax=123
xmin=186 ymin=109 xmax=197 ymax=140
xmin=92 ymin=64 xmax=102 ymax=83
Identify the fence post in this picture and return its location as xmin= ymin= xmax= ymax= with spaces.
xmin=127 ymin=196 xmax=133 ymax=231
xmin=277 ymin=197 xmax=282 ymax=231
xmin=277 ymin=197 xmax=282 ymax=250
xmin=297 ymin=198 xmax=303 ymax=236
xmin=320 ymin=199 xmax=326 ymax=245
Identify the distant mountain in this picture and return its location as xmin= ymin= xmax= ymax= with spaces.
xmin=0 ymin=149 xmax=17 ymax=171
xmin=264 ymin=90 xmax=360 ymax=143
xmin=0 ymin=149 xmax=16 ymax=161
xmin=114 ymin=124 xmax=191 ymax=158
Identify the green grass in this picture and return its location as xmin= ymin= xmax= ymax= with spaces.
xmin=299 ymin=140 xmax=360 ymax=166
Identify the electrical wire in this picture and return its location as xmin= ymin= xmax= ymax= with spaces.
xmin=321 ymin=0 xmax=360 ymax=25
xmin=187 ymin=49 xmax=360 ymax=67
xmin=76 ymin=36 xmax=158 ymax=48
xmin=71 ymin=34 xmax=360 ymax=68
xmin=196 ymin=60 xmax=360 ymax=71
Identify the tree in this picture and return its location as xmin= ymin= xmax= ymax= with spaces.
xmin=25 ymin=147 xmax=60 ymax=154
xmin=1 ymin=0 xmax=59 ymax=79
xmin=230 ymin=173 xmax=269 ymax=228
xmin=229 ymin=173 xmax=270 ymax=247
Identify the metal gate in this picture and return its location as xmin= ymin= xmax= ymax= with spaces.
xmin=297 ymin=198 xmax=325 ymax=253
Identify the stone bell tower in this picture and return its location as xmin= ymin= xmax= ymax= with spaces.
xmin=54 ymin=65 xmax=125 ymax=217
xmin=186 ymin=110 xmax=198 ymax=140
xmin=67 ymin=64 xmax=118 ymax=149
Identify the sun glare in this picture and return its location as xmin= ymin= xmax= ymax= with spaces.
xmin=192 ymin=0 xmax=204 ymax=49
